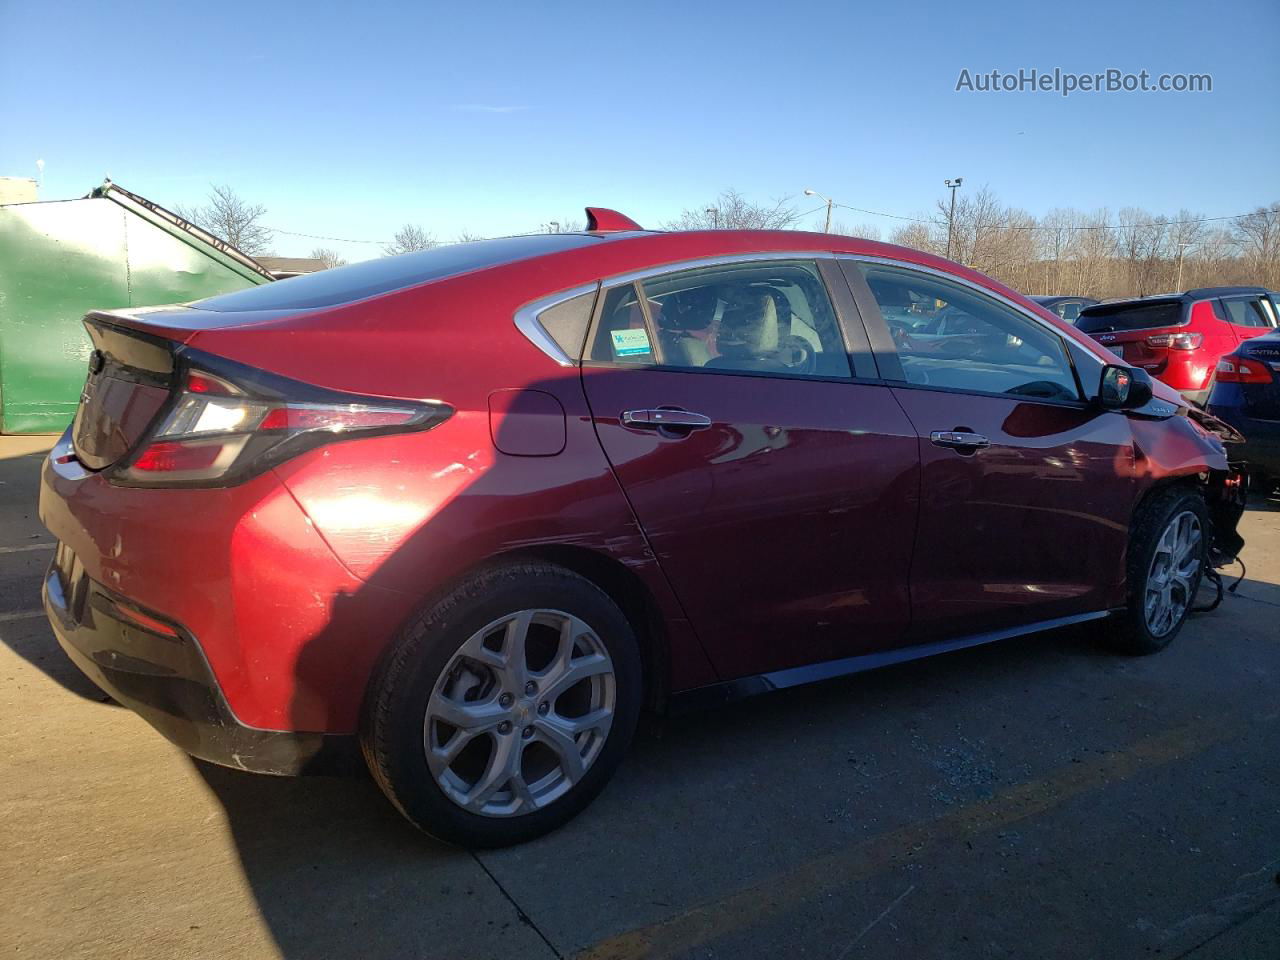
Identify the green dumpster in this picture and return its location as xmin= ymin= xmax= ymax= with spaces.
xmin=0 ymin=181 xmax=273 ymax=434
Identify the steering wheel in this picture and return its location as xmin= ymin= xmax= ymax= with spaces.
xmin=776 ymin=335 xmax=817 ymax=374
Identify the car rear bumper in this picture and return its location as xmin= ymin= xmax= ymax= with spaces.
xmin=38 ymin=430 xmax=417 ymax=736
xmin=42 ymin=557 xmax=357 ymax=775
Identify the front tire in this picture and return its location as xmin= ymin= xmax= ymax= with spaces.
xmin=1107 ymin=487 xmax=1209 ymax=655
xmin=361 ymin=561 xmax=642 ymax=848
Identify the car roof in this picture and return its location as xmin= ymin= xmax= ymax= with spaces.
xmin=1082 ymin=286 xmax=1270 ymax=312
xmin=1182 ymin=285 xmax=1270 ymax=299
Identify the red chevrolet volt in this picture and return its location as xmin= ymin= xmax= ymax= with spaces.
xmin=40 ymin=209 xmax=1246 ymax=847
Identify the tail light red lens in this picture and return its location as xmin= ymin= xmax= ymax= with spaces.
xmin=1214 ymin=355 xmax=1273 ymax=384
xmin=1146 ymin=332 xmax=1203 ymax=350
xmin=130 ymin=440 xmax=235 ymax=474
xmin=116 ymin=356 xmax=452 ymax=487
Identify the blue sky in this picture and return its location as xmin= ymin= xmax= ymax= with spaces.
xmin=2 ymin=0 xmax=1277 ymax=261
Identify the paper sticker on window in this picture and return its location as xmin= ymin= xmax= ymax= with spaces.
xmin=611 ymin=328 xmax=652 ymax=357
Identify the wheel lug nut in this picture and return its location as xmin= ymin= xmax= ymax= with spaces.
xmin=499 ymin=693 xmax=514 ymax=708
xmin=524 ymin=681 xmax=537 ymax=695
xmin=498 ymin=720 xmax=513 ymax=735
xmin=522 ymin=726 xmax=534 ymax=739
xmin=537 ymin=702 xmax=549 ymax=716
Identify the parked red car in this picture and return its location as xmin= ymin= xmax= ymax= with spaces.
xmin=40 ymin=211 xmax=1246 ymax=846
xmin=1076 ymin=287 xmax=1279 ymax=404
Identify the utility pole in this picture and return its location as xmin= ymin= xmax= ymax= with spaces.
xmin=803 ymin=189 xmax=834 ymax=233
xmin=1175 ymin=242 xmax=1193 ymax=291
xmin=944 ymin=178 xmax=963 ymax=261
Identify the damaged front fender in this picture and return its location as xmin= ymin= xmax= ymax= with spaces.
xmin=1129 ymin=407 xmax=1247 ymax=568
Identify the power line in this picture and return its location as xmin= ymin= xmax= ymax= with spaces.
xmin=824 ymin=203 xmax=1258 ymax=233
xmin=265 ymin=226 xmax=390 ymax=244
xmin=264 ymin=204 xmax=1267 ymax=247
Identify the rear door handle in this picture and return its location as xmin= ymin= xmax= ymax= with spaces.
xmin=621 ymin=409 xmax=712 ymax=430
xmin=930 ymin=430 xmax=990 ymax=450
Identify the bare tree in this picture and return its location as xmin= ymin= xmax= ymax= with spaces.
xmin=455 ymin=230 xmax=486 ymax=243
xmin=1037 ymin=208 xmax=1079 ymax=294
xmin=383 ymin=224 xmax=437 ymax=256
xmin=934 ymin=186 xmax=1033 ymax=278
xmin=829 ymin=220 xmax=882 ymax=241
xmin=889 ymin=222 xmax=935 ymax=253
xmin=176 ymin=184 xmax=273 ymax=256
xmin=864 ymin=193 xmax=1276 ymax=298
xmin=665 ymin=189 xmax=799 ymax=230
xmin=1072 ymin=209 xmax=1117 ymax=297
xmin=1233 ymin=203 xmax=1280 ymax=288
xmin=1187 ymin=227 xmax=1241 ymax=288
xmin=309 ymin=247 xmax=347 ymax=270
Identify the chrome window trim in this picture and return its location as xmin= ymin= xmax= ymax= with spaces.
xmin=513 ymin=282 xmax=600 ymax=366
xmin=845 ymin=254 xmax=1118 ymax=366
xmin=601 ymin=251 xmax=838 ymax=289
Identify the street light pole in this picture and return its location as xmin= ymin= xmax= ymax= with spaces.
xmin=803 ymin=189 xmax=833 ymax=233
xmin=705 ymin=207 xmax=719 ymax=229
xmin=944 ymin=177 xmax=963 ymax=261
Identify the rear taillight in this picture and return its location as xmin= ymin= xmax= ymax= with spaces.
xmin=115 ymin=354 xmax=452 ymax=487
xmin=1213 ymin=354 xmax=1273 ymax=384
xmin=1146 ymin=332 xmax=1203 ymax=350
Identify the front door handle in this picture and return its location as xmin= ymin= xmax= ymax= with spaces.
xmin=930 ymin=429 xmax=990 ymax=450
xmin=621 ymin=409 xmax=712 ymax=431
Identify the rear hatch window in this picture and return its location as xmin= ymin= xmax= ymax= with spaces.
xmin=191 ymin=234 xmax=603 ymax=313
xmin=1076 ymin=299 xmax=1186 ymax=335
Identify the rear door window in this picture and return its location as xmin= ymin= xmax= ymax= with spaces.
xmin=588 ymin=260 xmax=852 ymax=379
xmin=1221 ymin=296 xmax=1273 ymax=328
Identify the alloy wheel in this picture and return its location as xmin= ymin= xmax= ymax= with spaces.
xmin=424 ymin=609 xmax=616 ymax=817
xmin=1144 ymin=510 xmax=1203 ymax=638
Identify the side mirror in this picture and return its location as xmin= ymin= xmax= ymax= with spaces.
xmin=1098 ymin=364 xmax=1153 ymax=410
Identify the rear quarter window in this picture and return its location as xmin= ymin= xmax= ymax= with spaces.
xmin=1076 ymin=300 xmax=1186 ymax=333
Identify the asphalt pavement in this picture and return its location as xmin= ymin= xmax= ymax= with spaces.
xmin=2 ymin=434 xmax=1277 ymax=959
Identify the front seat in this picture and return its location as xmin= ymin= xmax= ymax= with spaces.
xmin=707 ymin=292 xmax=786 ymax=371
xmin=656 ymin=289 xmax=714 ymax=368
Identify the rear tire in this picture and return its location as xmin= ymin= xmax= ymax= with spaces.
xmin=1107 ymin=487 xmax=1209 ymax=655
xmin=361 ymin=561 xmax=642 ymax=848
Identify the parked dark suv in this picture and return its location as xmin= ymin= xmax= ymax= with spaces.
xmin=1030 ymin=295 xmax=1099 ymax=324
xmin=1077 ymin=287 xmax=1278 ymax=404
xmin=40 ymin=211 xmax=1247 ymax=846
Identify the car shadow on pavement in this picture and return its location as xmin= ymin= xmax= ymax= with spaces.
xmin=191 ymin=760 xmax=489 ymax=959
xmin=192 ymin=619 xmax=1114 ymax=960
xmin=1 ymin=619 xmax=120 ymax=703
